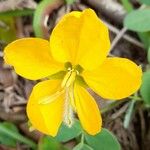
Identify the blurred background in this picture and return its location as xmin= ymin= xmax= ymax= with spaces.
xmin=0 ymin=0 xmax=150 ymax=150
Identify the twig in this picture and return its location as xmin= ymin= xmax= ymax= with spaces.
xmin=11 ymin=100 xmax=27 ymax=107
xmin=139 ymin=107 xmax=145 ymax=148
xmin=111 ymin=103 xmax=129 ymax=120
xmin=103 ymin=20 xmax=144 ymax=49
xmin=83 ymin=0 xmax=126 ymax=24
xmin=110 ymin=27 xmax=127 ymax=51
xmin=0 ymin=107 xmax=27 ymax=123
xmin=15 ymin=17 xmax=24 ymax=38
xmin=0 ymin=0 xmax=37 ymax=12
xmin=101 ymin=100 xmax=127 ymax=114
xmin=0 ymin=21 xmax=9 ymax=30
xmin=0 ymin=51 xmax=4 ymax=57
xmin=123 ymin=100 xmax=136 ymax=129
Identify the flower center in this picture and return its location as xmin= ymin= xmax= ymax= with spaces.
xmin=61 ymin=69 xmax=77 ymax=88
xmin=39 ymin=63 xmax=83 ymax=128
xmin=61 ymin=63 xmax=84 ymax=127
xmin=61 ymin=69 xmax=78 ymax=127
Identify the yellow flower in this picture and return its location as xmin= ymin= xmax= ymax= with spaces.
xmin=4 ymin=9 xmax=142 ymax=136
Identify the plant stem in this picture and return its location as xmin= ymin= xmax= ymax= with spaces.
xmin=129 ymin=96 xmax=142 ymax=101
xmin=81 ymin=134 xmax=84 ymax=144
xmin=0 ymin=124 xmax=37 ymax=149
xmin=120 ymin=0 xmax=133 ymax=12
xmin=123 ymin=99 xmax=136 ymax=128
xmin=101 ymin=101 xmax=124 ymax=114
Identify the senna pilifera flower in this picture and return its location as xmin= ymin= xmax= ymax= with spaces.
xmin=4 ymin=9 xmax=142 ymax=136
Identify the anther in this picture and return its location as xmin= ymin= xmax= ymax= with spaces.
xmin=66 ymin=71 xmax=76 ymax=87
xmin=61 ymin=71 xmax=72 ymax=88
xmin=38 ymin=89 xmax=64 ymax=104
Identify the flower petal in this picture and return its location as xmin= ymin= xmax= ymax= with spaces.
xmin=74 ymin=84 xmax=102 ymax=135
xmin=4 ymin=38 xmax=63 ymax=80
xmin=27 ymin=80 xmax=64 ymax=136
xmin=83 ymin=57 xmax=142 ymax=100
xmin=50 ymin=9 xmax=110 ymax=70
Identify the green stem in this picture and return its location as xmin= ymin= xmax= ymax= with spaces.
xmin=129 ymin=96 xmax=142 ymax=101
xmin=120 ymin=0 xmax=133 ymax=12
xmin=123 ymin=99 xmax=136 ymax=128
xmin=81 ymin=134 xmax=84 ymax=144
xmin=101 ymin=92 xmax=142 ymax=114
xmin=123 ymin=93 xmax=140 ymax=128
xmin=101 ymin=101 xmax=124 ymax=114
xmin=33 ymin=0 xmax=64 ymax=38
xmin=0 ymin=124 xmax=37 ymax=149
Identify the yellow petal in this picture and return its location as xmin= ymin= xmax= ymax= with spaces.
xmin=74 ymin=84 xmax=102 ymax=135
xmin=50 ymin=9 xmax=110 ymax=70
xmin=4 ymin=38 xmax=63 ymax=80
xmin=83 ymin=57 xmax=142 ymax=100
xmin=27 ymin=80 xmax=64 ymax=136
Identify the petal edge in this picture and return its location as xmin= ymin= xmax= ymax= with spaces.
xmin=83 ymin=57 xmax=142 ymax=100
xmin=74 ymin=84 xmax=102 ymax=135
xmin=4 ymin=38 xmax=63 ymax=80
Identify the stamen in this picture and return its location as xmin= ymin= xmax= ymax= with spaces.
xmin=68 ymin=85 xmax=76 ymax=111
xmin=61 ymin=71 xmax=72 ymax=88
xmin=38 ymin=89 xmax=64 ymax=104
xmin=61 ymin=70 xmax=77 ymax=88
xmin=63 ymin=88 xmax=74 ymax=127
xmin=66 ymin=71 xmax=76 ymax=87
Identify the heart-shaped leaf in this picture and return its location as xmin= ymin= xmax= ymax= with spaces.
xmin=124 ymin=9 xmax=150 ymax=32
xmin=84 ymin=128 xmax=121 ymax=150
xmin=140 ymin=71 xmax=150 ymax=105
xmin=55 ymin=120 xmax=82 ymax=142
xmin=0 ymin=122 xmax=18 ymax=147
xmin=38 ymin=136 xmax=68 ymax=150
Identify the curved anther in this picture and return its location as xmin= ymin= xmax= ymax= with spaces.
xmin=38 ymin=89 xmax=65 ymax=104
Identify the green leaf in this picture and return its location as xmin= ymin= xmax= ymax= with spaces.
xmin=148 ymin=46 xmax=150 ymax=63
xmin=0 ymin=122 xmax=37 ymax=149
xmin=0 ymin=9 xmax=34 ymax=17
xmin=0 ymin=17 xmax=16 ymax=43
xmin=65 ymin=0 xmax=75 ymax=4
xmin=0 ymin=122 xmax=19 ymax=147
xmin=84 ymin=128 xmax=121 ymax=150
xmin=55 ymin=120 xmax=82 ymax=142
xmin=38 ymin=136 xmax=68 ymax=150
xmin=73 ymin=143 xmax=93 ymax=150
xmin=124 ymin=9 xmax=150 ymax=32
xmin=139 ymin=0 xmax=150 ymax=5
xmin=120 ymin=0 xmax=150 ymax=49
xmin=138 ymin=31 xmax=150 ymax=49
xmin=140 ymin=71 xmax=150 ymax=105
